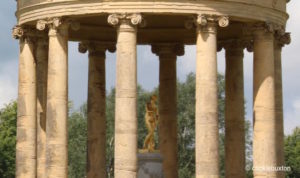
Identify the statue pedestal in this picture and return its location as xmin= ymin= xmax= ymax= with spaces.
xmin=138 ymin=152 xmax=164 ymax=178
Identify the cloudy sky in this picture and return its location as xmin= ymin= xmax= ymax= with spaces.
xmin=0 ymin=1 xmax=299 ymax=134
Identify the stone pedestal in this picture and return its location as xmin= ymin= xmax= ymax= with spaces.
xmin=138 ymin=153 xmax=164 ymax=178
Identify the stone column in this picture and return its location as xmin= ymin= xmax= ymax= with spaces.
xmin=78 ymin=42 xmax=116 ymax=178
xmin=36 ymin=36 xmax=49 ymax=178
xmin=252 ymin=23 xmax=277 ymax=178
xmin=274 ymin=32 xmax=290 ymax=177
xmin=108 ymin=13 xmax=144 ymax=178
xmin=13 ymin=26 xmax=37 ymax=178
xmin=37 ymin=18 xmax=69 ymax=178
xmin=194 ymin=15 xmax=229 ymax=178
xmin=151 ymin=44 xmax=184 ymax=178
xmin=223 ymin=40 xmax=245 ymax=178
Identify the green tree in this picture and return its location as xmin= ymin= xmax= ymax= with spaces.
xmin=176 ymin=73 xmax=253 ymax=178
xmin=176 ymin=73 xmax=228 ymax=177
xmin=106 ymin=88 xmax=115 ymax=178
xmin=285 ymin=127 xmax=300 ymax=178
xmin=68 ymin=104 xmax=87 ymax=178
xmin=0 ymin=101 xmax=17 ymax=178
xmin=177 ymin=73 xmax=196 ymax=178
xmin=0 ymin=72 xmax=283 ymax=178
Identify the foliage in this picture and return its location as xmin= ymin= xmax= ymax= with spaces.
xmin=0 ymin=101 xmax=17 ymax=178
xmin=1 ymin=72 xmax=300 ymax=178
xmin=68 ymin=104 xmax=87 ymax=178
xmin=106 ymin=88 xmax=115 ymax=178
xmin=285 ymin=127 xmax=300 ymax=178
xmin=176 ymin=73 xmax=253 ymax=178
xmin=245 ymin=120 xmax=253 ymax=178
xmin=177 ymin=73 xmax=196 ymax=178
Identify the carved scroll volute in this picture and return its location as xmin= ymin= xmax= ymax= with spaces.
xmin=12 ymin=25 xmax=40 ymax=45
xmin=275 ymin=32 xmax=291 ymax=48
xmin=218 ymin=16 xmax=230 ymax=27
xmin=107 ymin=13 xmax=146 ymax=27
xmin=185 ymin=14 xmax=229 ymax=30
xmin=36 ymin=17 xmax=80 ymax=36
xmin=12 ymin=25 xmax=24 ymax=39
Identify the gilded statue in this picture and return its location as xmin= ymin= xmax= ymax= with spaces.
xmin=142 ymin=95 xmax=159 ymax=152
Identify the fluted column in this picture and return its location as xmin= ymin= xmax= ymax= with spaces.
xmin=253 ymin=23 xmax=277 ymax=178
xmin=13 ymin=26 xmax=37 ymax=178
xmin=36 ymin=36 xmax=49 ymax=178
xmin=223 ymin=40 xmax=245 ymax=178
xmin=79 ymin=42 xmax=116 ymax=178
xmin=37 ymin=18 xmax=69 ymax=178
xmin=151 ymin=44 xmax=184 ymax=178
xmin=274 ymin=32 xmax=290 ymax=178
xmin=194 ymin=15 xmax=229 ymax=178
xmin=108 ymin=13 xmax=144 ymax=178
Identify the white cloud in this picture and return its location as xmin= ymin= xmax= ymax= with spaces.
xmin=293 ymin=99 xmax=300 ymax=110
xmin=0 ymin=77 xmax=16 ymax=108
xmin=0 ymin=59 xmax=18 ymax=108
xmin=178 ymin=45 xmax=196 ymax=78
xmin=284 ymin=98 xmax=300 ymax=135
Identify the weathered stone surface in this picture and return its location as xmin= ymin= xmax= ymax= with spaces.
xmin=16 ymin=34 xmax=37 ymax=178
xmin=36 ymin=36 xmax=48 ymax=178
xmin=79 ymin=41 xmax=109 ymax=178
xmin=152 ymin=43 xmax=184 ymax=178
xmin=224 ymin=41 xmax=246 ymax=178
xmin=195 ymin=19 xmax=219 ymax=178
xmin=109 ymin=14 xmax=142 ymax=178
xmin=45 ymin=20 xmax=69 ymax=178
xmin=253 ymin=28 xmax=277 ymax=178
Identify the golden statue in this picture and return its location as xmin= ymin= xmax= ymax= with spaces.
xmin=142 ymin=95 xmax=159 ymax=152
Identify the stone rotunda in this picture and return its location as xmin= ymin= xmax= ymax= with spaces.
xmin=12 ymin=0 xmax=291 ymax=178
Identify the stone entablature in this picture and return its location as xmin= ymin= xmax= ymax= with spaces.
xmin=16 ymin=0 xmax=288 ymax=26
xmin=17 ymin=0 xmax=288 ymax=11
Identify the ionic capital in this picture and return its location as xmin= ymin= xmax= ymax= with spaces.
xmin=107 ymin=13 xmax=146 ymax=27
xmin=244 ymin=40 xmax=254 ymax=52
xmin=78 ymin=41 xmax=116 ymax=56
xmin=274 ymin=32 xmax=291 ymax=48
xmin=219 ymin=40 xmax=248 ymax=57
xmin=36 ymin=17 xmax=80 ymax=36
xmin=185 ymin=14 xmax=229 ymax=30
xmin=151 ymin=43 xmax=184 ymax=57
xmin=12 ymin=26 xmax=24 ymax=39
xmin=251 ymin=22 xmax=284 ymax=40
xmin=12 ymin=25 xmax=45 ymax=44
xmin=218 ymin=39 xmax=253 ymax=52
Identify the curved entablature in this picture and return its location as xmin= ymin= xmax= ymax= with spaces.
xmin=16 ymin=0 xmax=289 ymax=26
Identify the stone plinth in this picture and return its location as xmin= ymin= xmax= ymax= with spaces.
xmin=138 ymin=153 xmax=164 ymax=178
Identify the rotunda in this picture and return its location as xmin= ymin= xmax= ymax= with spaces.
xmin=13 ymin=0 xmax=291 ymax=178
